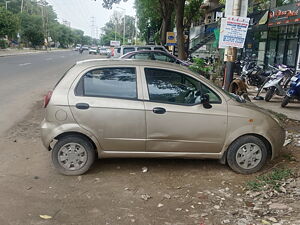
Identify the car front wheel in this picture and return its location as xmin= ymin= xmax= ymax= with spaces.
xmin=226 ymin=135 xmax=268 ymax=174
xmin=52 ymin=135 xmax=96 ymax=175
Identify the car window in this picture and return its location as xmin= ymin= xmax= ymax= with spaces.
xmin=78 ymin=67 xmax=137 ymax=99
xmin=200 ymin=83 xmax=222 ymax=103
xmin=123 ymin=47 xmax=135 ymax=54
xmin=153 ymin=52 xmax=175 ymax=63
xmin=145 ymin=68 xmax=221 ymax=105
xmin=130 ymin=53 xmax=152 ymax=60
xmin=117 ymin=48 xmax=121 ymax=53
xmin=137 ymin=47 xmax=151 ymax=51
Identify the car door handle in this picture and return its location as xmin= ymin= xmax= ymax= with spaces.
xmin=152 ymin=107 xmax=166 ymax=114
xmin=76 ymin=103 xmax=90 ymax=110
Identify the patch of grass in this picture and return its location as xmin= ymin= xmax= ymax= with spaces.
xmin=246 ymin=168 xmax=293 ymax=191
xmin=282 ymin=153 xmax=297 ymax=162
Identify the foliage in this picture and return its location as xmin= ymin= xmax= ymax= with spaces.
xmin=0 ymin=39 xmax=8 ymax=49
xmin=135 ymin=0 xmax=162 ymax=43
xmin=19 ymin=13 xmax=44 ymax=47
xmin=246 ymin=168 xmax=293 ymax=191
xmin=100 ymin=11 xmax=136 ymax=45
xmin=189 ymin=58 xmax=212 ymax=78
xmin=184 ymin=0 xmax=203 ymax=28
xmin=0 ymin=0 xmax=90 ymax=48
xmin=0 ymin=7 xmax=20 ymax=38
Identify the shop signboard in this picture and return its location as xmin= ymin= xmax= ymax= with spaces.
xmin=268 ymin=2 xmax=300 ymax=27
xmin=219 ymin=16 xmax=250 ymax=49
xmin=166 ymin=32 xmax=177 ymax=46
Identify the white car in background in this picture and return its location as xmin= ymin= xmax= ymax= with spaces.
xmin=75 ymin=44 xmax=81 ymax=51
xmin=99 ymin=47 xmax=109 ymax=55
xmin=89 ymin=47 xmax=98 ymax=55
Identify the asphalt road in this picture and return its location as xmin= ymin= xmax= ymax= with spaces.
xmin=0 ymin=50 xmax=99 ymax=136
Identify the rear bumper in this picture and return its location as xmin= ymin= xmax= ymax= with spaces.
xmin=40 ymin=119 xmax=56 ymax=150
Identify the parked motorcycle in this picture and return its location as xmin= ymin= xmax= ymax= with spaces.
xmin=229 ymin=59 xmax=271 ymax=101
xmin=263 ymin=64 xmax=294 ymax=102
xmin=241 ymin=61 xmax=271 ymax=88
xmin=281 ymin=72 xmax=300 ymax=107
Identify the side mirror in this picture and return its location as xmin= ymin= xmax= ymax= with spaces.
xmin=201 ymin=94 xmax=212 ymax=109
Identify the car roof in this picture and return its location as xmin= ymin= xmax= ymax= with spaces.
xmin=76 ymin=58 xmax=188 ymax=71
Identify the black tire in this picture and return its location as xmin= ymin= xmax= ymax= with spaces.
xmin=52 ymin=135 xmax=96 ymax=175
xmin=265 ymin=87 xmax=275 ymax=102
xmin=281 ymin=96 xmax=290 ymax=108
xmin=226 ymin=135 xmax=268 ymax=174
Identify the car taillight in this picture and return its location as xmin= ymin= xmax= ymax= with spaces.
xmin=44 ymin=91 xmax=53 ymax=108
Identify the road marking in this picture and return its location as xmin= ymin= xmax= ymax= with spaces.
xmin=19 ymin=63 xmax=31 ymax=66
xmin=60 ymin=56 xmax=65 ymax=58
xmin=45 ymin=57 xmax=53 ymax=60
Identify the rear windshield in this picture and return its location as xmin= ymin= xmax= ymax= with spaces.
xmin=123 ymin=47 xmax=135 ymax=54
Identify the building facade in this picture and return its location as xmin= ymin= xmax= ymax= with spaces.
xmin=190 ymin=0 xmax=300 ymax=70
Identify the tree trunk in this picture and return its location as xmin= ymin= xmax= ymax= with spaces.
xmin=159 ymin=0 xmax=174 ymax=45
xmin=175 ymin=0 xmax=186 ymax=60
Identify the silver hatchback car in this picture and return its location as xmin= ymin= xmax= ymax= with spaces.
xmin=41 ymin=59 xmax=285 ymax=175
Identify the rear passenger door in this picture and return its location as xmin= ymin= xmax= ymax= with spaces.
xmin=68 ymin=66 xmax=146 ymax=152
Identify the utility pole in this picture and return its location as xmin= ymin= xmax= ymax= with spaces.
xmin=117 ymin=7 xmax=126 ymax=45
xmin=134 ymin=16 xmax=137 ymax=45
xmin=21 ymin=0 xmax=24 ymax=13
xmin=223 ymin=0 xmax=242 ymax=91
xmin=5 ymin=1 xmax=10 ymax=10
xmin=91 ymin=16 xmax=95 ymax=38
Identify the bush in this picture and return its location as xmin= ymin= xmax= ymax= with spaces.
xmin=0 ymin=39 xmax=8 ymax=49
xmin=189 ymin=58 xmax=212 ymax=79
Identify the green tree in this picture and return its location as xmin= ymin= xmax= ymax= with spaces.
xmin=135 ymin=0 xmax=162 ymax=43
xmin=20 ymin=13 xmax=44 ymax=47
xmin=0 ymin=7 xmax=19 ymax=38
xmin=102 ymin=0 xmax=203 ymax=59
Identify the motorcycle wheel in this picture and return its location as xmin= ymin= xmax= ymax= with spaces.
xmin=281 ymin=96 xmax=290 ymax=108
xmin=265 ymin=87 xmax=275 ymax=102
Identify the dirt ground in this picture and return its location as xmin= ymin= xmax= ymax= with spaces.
xmin=0 ymin=100 xmax=299 ymax=225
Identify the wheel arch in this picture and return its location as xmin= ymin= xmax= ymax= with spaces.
xmin=55 ymin=132 xmax=96 ymax=150
xmin=220 ymin=133 xmax=272 ymax=164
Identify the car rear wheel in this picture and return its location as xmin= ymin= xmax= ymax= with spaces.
xmin=227 ymin=135 xmax=268 ymax=174
xmin=52 ymin=135 xmax=96 ymax=175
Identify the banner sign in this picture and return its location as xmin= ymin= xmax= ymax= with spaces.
xmin=110 ymin=40 xmax=120 ymax=46
xmin=166 ymin=32 xmax=177 ymax=46
xmin=268 ymin=2 xmax=300 ymax=27
xmin=219 ymin=16 xmax=250 ymax=49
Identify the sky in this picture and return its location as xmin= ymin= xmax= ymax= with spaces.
xmin=46 ymin=0 xmax=136 ymax=38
